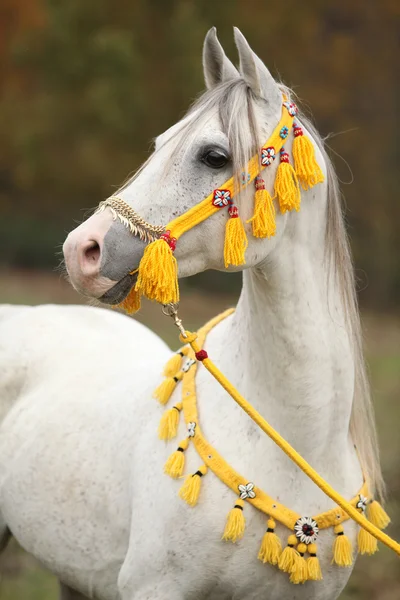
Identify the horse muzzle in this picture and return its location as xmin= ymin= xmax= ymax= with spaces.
xmin=63 ymin=208 xmax=146 ymax=302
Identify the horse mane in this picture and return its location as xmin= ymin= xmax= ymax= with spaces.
xmin=278 ymin=85 xmax=384 ymax=502
xmin=119 ymin=78 xmax=384 ymax=500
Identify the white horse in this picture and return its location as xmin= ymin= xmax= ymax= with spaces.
xmin=0 ymin=28 xmax=383 ymax=600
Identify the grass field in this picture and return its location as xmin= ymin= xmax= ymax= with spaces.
xmin=0 ymin=268 xmax=399 ymax=599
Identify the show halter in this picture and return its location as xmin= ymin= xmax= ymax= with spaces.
xmin=94 ymin=94 xmax=400 ymax=579
xmin=96 ymin=96 xmax=323 ymax=312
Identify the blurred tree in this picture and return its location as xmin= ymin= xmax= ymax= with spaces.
xmin=0 ymin=0 xmax=398 ymax=306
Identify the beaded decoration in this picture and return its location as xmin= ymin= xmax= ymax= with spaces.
xmin=156 ymin=310 xmax=391 ymax=584
xmin=96 ymin=94 xmax=325 ymax=311
xmin=96 ymin=197 xmax=164 ymax=243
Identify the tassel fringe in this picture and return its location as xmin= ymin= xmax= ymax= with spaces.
xmin=258 ymin=518 xmax=282 ymax=565
xmin=247 ymin=177 xmax=276 ymax=238
xmin=307 ymin=543 xmax=322 ymax=580
xmin=158 ymin=403 xmax=182 ymax=440
xmin=153 ymin=374 xmax=181 ymax=405
xmin=163 ymin=348 xmax=188 ymax=377
xmin=332 ymin=525 xmax=353 ymax=567
xmin=224 ymin=206 xmax=248 ymax=268
xmin=222 ymin=498 xmax=246 ymax=543
xmin=292 ymin=124 xmax=324 ymax=190
xmin=164 ymin=438 xmax=189 ymax=478
xmin=278 ymin=535 xmax=298 ymax=573
xmin=179 ymin=464 xmax=208 ymax=507
xmin=135 ymin=237 xmax=179 ymax=305
xmin=367 ymin=501 xmax=390 ymax=530
xmin=117 ymin=286 xmax=141 ymax=314
xmin=358 ymin=526 xmax=378 ymax=555
xmin=275 ymin=149 xmax=301 ymax=213
xmin=289 ymin=543 xmax=308 ymax=584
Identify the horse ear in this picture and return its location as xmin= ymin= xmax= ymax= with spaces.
xmin=203 ymin=27 xmax=239 ymax=89
xmin=233 ymin=27 xmax=281 ymax=107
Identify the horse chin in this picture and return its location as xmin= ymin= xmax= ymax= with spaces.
xmin=99 ymin=272 xmax=138 ymax=305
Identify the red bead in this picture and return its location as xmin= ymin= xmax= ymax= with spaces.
xmin=280 ymin=151 xmax=290 ymax=163
xmin=294 ymin=125 xmax=303 ymax=138
xmin=195 ymin=349 xmax=208 ymax=361
xmin=160 ymin=230 xmax=177 ymax=251
xmin=228 ymin=205 xmax=239 ymax=218
xmin=255 ymin=176 xmax=265 ymax=190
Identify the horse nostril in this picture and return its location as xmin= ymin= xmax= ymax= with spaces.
xmin=84 ymin=241 xmax=101 ymax=264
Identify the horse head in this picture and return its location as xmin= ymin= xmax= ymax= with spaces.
xmin=63 ymin=28 xmax=317 ymax=307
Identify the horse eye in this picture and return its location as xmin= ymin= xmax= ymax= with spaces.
xmin=201 ymin=149 xmax=229 ymax=169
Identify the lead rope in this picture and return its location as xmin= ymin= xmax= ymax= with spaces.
xmin=162 ymin=303 xmax=400 ymax=557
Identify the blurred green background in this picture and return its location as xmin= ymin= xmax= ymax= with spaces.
xmin=0 ymin=0 xmax=399 ymax=599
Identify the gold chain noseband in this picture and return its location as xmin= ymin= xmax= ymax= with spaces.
xmin=96 ymin=197 xmax=165 ymax=244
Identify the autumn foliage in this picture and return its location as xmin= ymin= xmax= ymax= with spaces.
xmin=0 ymin=1 xmax=398 ymax=308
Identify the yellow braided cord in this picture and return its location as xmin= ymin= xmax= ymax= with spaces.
xmin=178 ymin=311 xmax=368 ymax=532
xmin=166 ymin=106 xmax=294 ymax=241
xmin=182 ymin=319 xmax=299 ymax=529
xmin=178 ymin=319 xmax=400 ymax=556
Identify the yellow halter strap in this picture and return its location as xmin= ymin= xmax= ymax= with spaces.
xmin=164 ymin=100 xmax=294 ymax=242
xmin=98 ymin=95 xmax=324 ymax=313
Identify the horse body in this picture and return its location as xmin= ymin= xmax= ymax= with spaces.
xmin=0 ymin=28 xmax=382 ymax=600
xmin=0 ymin=305 xmax=169 ymax=598
xmin=0 ymin=296 xmax=360 ymax=600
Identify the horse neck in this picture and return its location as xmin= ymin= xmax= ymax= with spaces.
xmin=225 ymin=190 xmax=355 ymax=464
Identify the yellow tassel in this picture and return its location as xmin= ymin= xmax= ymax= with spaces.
xmin=164 ymin=438 xmax=189 ymax=478
xmin=307 ymin=543 xmax=322 ymax=581
xmin=117 ymin=287 xmax=141 ymax=314
xmin=163 ymin=348 xmax=188 ymax=378
xmin=332 ymin=524 xmax=353 ymax=567
xmin=358 ymin=526 xmax=378 ymax=555
xmin=179 ymin=464 xmax=207 ymax=507
xmin=292 ymin=123 xmax=324 ymax=190
xmin=289 ymin=542 xmax=308 ymax=584
xmin=247 ymin=177 xmax=276 ymax=238
xmin=158 ymin=403 xmax=182 ymax=440
xmin=367 ymin=500 xmax=390 ymax=530
xmin=153 ymin=373 xmax=182 ymax=405
xmin=258 ymin=518 xmax=282 ymax=565
xmin=224 ymin=206 xmax=248 ymax=268
xmin=274 ymin=149 xmax=301 ymax=213
xmin=135 ymin=236 xmax=179 ymax=304
xmin=278 ymin=534 xmax=298 ymax=573
xmin=222 ymin=498 xmax=246 ymax=543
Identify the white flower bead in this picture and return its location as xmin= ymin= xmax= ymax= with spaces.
xmin=238 ymin=482 xmax=256 ymax=500
xmin=187 ymin=422 xmax=196 ymax=437
xmin=294 ymin=516 xmax=319 ymax=544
